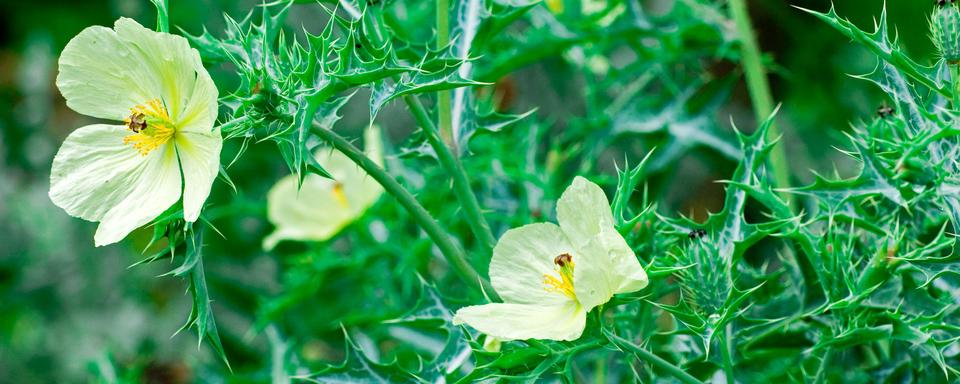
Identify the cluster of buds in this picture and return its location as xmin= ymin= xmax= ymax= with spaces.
xmin=933 ymin=0 xmax=960 ymax=63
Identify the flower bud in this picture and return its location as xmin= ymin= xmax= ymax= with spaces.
xmin=932 ymin=0 xmax=960 ymax=63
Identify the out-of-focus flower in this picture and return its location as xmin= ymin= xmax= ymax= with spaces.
xmin=263 ymin=126 xmax=384 ymax=250
xmin=453 ymin=177 xmax=648 ymax=341
xmin=49 ymin=18 xmax=221 ymax=246
xmin=546 ymin=0 xmax=564 ymax=14
xmin=482 ymin=335 xmax=502 ymax=352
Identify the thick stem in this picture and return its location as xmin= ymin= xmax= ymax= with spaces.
xmin=436 ymin=0 xmax=454 ymax=146
xmin=310 ymin=123 xmax=494 ymax=297
xmin=813 ymin=347 xmax=834 ymax=384
xmin=403 ymin=96 xmax=497 ymax=252
xmin=606 ymin=332 xmax=703 ymax=384
xmin=720 ymin=325 xmax=736 ymax=384
xmin=950 ymin=64 xmax=960 ymax=109
xmin=728 ymin=0 xmax=791 ymax=205
xmin=151 ymin=0 xmax=169 ymax=33
xmin=594 ymin=358 xmax=606 ymax=384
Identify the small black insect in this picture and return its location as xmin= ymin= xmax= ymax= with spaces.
xmin=688 ymin=229 xmax=707 ymax=239
xmin=877 ymin=105 xmax=894 ymax=119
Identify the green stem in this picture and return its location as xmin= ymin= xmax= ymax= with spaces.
xmin=310 ymin=123 xmax=494 ymax=297
xmin=150 ymin=0 xmax=169 ymax=33
xmin=605 ymin=332 xmax=703 ymax=384
xmin=950 ymin=64 xmax=960 ymax=109
xmin=594 ymin=357 xmax=606 ymax=384
xmin=720 ymin=325 xmax=736 ymax=384
xmin=436 ymin=0 xmax=454 ymax=147
xmin=728 ymin=0 xmax=791 ymax=204
xmin=813 ymin=347 xmax=834 ymax=384
xmin=403 ymin=96 xmax=497 ymax=252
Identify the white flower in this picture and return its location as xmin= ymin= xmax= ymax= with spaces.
xmin=453 ymin=177 xmax=648 ymax=341
xmin=263 ymin=126 xmax=384 ymax=250
xmin=49 ymin=18 xmax=221 ymax=246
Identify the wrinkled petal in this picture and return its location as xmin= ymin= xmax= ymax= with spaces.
xmin=175 ymin=62 xmax=218 ymax=134
xmin=57 ymin=18 xmax=214 ymax=126
xmin=571 ymin=234 xmax=617 ymax=311
xmin=49 ymin=124 xmax=182 ymax=246
xmin=572 ymin=227 xmax=649 ymax=310
xmin=490 ymin=223 xmax=577 ymax=305
xmin=599 ymin=226 xmax=649 ymax=294
xmin=56 ymin=22 xmax=160 ymax=120
xmin=113 ymin=18 xmax=203 ymax=122
xmin=263 ymin=173 xmax=356 ymax=250
xmin=263 ymin=129 xmax=383 ymax=250
xmin=452 ymin=302 xmax=586 ymax=341
xmin=175 ymin=130 xmax=222 ymax=223
xmin=555 ymin=176 xmax=647 ymax=309
xmin=318 ymin=149 xmax=383 ymax=217
xmin=557 ymin=176 xmax=616 ymax=246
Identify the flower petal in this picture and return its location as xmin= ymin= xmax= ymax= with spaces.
xmin=490 ymin=223 xmax=577 ymax=305
xmin=56 ymin=22 xmax=160 ymax=120
xmin=571 ymin=234 xmax=617 ymax=311
xmin=112 ymin=18 xmax=204 ymax=123
xmin=263 ymin=130 xmax=383 ymax=250
xmin=600 ymin=226 xmax=649 ymax=294
xmin=175 ymin=65 xmax=218 ymax=134
xmin=555 ymin=176 xmax=647 ymax=308
xmin=557 ymin=176 xmax=616 ymax=246
xmin=573 ymin=227 xmax=649 ymax=311
xmin=49 ymin=124 xmax=182 ymax=246
xmin=263 ymin=173 xmax=355 ymax=250
xmin=175 ymin=130 xmax=222 ymax=223
xmin=335 ymin=126 xmax=384 ymax=215
xmin=452 ymin=302 xmax=586 ymax=341
xmin=170 ymin=43 xmax=217 ymax=134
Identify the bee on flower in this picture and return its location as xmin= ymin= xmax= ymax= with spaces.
xmin=49 ymin=18 xmax=221 ymax=246
xmin=262 ymin=126 xmax=384 ymax=250
xmin=453 ymin=177 xmax=648 ymax=341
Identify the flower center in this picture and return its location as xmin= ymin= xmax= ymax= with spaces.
xmin=543 ymin=253 xmax=575 ymax=299
xmin=332 ymin=181 xmax=349 ymax=207
xmin=123 ymin=99 xmax=175 ymax=156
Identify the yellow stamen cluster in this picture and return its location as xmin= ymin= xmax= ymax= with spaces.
xmin=123 ymin=99 xmax=174 ymax=156
xmin=544 ymin=253 xmax=576 ymax=299
xmin=331 ymin=182 xmax=350 ymax=207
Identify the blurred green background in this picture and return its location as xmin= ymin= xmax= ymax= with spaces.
xmin=0 ymin=0 xmax=941 ymax=382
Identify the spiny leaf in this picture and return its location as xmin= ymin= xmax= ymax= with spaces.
xmin=174 ymin=230 xmax=230 ymax=370
xmin=797 ymin=5 xmax=949 ymax=98
xmin=297 ymin=329 xmax=425 ymax=383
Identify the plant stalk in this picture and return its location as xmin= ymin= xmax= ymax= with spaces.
xmin=728 ymin=0 xmax=792 ymax=204
xmin=813 ymin=347 xmax=834 ymax=384
xmin=404 ymin=96 xmax=497 ymax=252
xmin=605 ymin=332 xmax=703 ymax=384
xmin=436 ymin=0 xmax=454 ymax=147
xmin=721 ymin=325 xmax=736 ymax=384
xmin=950 ymin=64 xmax=960 ymax=109
xmin=310 ymin=123 xmax=494 ymax=297
xmin=151 ymin=0 xmax=169 ymax=33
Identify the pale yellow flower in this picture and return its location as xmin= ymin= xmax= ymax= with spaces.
xmin=453 ymin=177 xmax=648 ymax=341
xmin=546 ymin=0 xmax=564 ymax=14
xmin=50 ymin=18 xmax=221 ymax=246
xmin=263 ymin=126 xmax=384 ymax=250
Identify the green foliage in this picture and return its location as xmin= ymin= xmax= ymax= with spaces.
xmin=12 ymin=0 xmax=960 ymax=383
